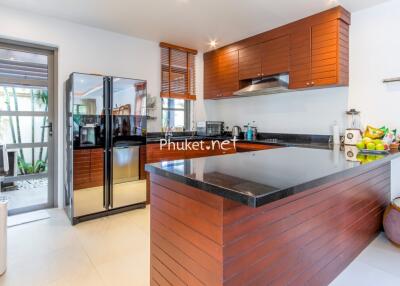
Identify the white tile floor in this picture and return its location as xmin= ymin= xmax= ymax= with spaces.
xmin=0 ymin=208 xmax=399 ymax=286
xmin=0 ymin=208 xmax=149 ymax=286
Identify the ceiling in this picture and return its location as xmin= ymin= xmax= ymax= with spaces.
xmin=0 ymin=0 xmax=391 ymax=52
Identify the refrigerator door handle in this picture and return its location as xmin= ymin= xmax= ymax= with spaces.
xmin=109 ymin=148 xmax=114 ymax=209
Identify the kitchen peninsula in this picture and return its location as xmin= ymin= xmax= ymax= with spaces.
xmin=146 ymin=147 xmax=398 ymax=286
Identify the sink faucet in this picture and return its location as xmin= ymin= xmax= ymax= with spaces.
xmin=165 ymin=126 xmax=173 ymax=140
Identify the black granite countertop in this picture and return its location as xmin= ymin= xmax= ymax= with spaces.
xmin=146 ymin=132 xmax=333 ymax=149
xmin=145 ymin=146 xmax=400 ymax=207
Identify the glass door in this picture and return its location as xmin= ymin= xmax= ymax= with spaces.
xmin=0 ymin=42 xmax=55 ymax=215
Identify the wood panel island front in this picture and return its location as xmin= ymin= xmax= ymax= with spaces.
xmin=145 ymin=147 xmax=398 ymax=286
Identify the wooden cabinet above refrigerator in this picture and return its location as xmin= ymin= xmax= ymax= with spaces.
xmin=203 ymin=6 xmax=350 ymax=100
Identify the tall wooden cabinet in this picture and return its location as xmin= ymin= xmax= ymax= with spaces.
xmin=290 ymin=19 xmax=349 ymax=88
xmin=204 ymin=50 xmax=239 ymax=99
xmin=204 ymin=6 xmax=350 ymax=99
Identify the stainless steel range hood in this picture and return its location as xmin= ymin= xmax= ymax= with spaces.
xmin=233 ymin=74 xmax=290 ymax=97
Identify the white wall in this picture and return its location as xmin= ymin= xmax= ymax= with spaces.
xmin=349 ymin=0 xmax=400 ymax=199
xmin=203 ymin=87 xmax=348 ymax=134
xmin=349 ymin=0 xmax=400 ymax=129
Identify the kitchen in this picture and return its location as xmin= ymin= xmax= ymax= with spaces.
xmin=0 ymin=0 xmax=400 ymax=286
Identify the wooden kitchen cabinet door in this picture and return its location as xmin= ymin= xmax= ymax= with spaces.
xmin=261 ymin=35 xmax=290 ymax=77
xmin=73 ymin=149 xmax=91 ymax=190
xmin=218 ymin=50 xmax=239 ymax=97
xmin=204 ymin=53 xmax=220 ymax=99
xmin=238 ymin=44 xmax=262 ymax=80
xmin=90 ymin=148 xmax=104 ymax=187
xmin=311 ymin=19 xmax=349 ymax=87
xmin=289 ymin=27 xmax=312 ymax=89
xmin=289 ymin=19 xmax=349 ymax=89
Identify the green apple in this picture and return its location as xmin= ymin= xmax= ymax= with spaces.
xmin=373 ymin=139 xmax=383 ymax=145
xmin=356 ymin=141 xmax=366 ymax=150
xmin=363 ymin=137 xmax=373 ymax=144
xmin=356 ymin=153 xmax=366 ymax=162
xmin=367 ymin=142 xmax=376 ymax=150
xmin=376 ymin=143 xmax=385 ymax=151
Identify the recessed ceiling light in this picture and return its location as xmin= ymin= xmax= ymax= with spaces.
xmin=209 ymin=40 xmax=217 ymax=48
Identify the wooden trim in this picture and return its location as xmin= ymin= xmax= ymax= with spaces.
xmin=160 ymin=42 xmax=198 ymax=55
xmin=186 ymin=52 xmax=190 ymax=95
xmin=160 ymin=92 xmax=196 ymax=100
xmin=168 ymin=47 xmax=171 ymax=95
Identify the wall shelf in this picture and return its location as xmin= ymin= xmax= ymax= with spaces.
xmin=383 ymin=77 xmax=400 ymax=83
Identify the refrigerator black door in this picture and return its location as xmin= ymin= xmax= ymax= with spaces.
xmin=70 ymin=73 xmax=107 ymax=218
xmin=109 ymin=77 xmax=147 ymax=209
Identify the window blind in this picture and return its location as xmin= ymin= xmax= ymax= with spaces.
xmin=160 ymin=42 xmax=197 ymax=100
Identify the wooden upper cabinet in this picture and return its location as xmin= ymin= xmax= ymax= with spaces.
xmin=204 ymin=50 xmax=239 ymax=99
xmin=203 ymin=6 xmax=350 ymax=98
xmin=311 ymin=19 xmax=349 ymax=86
xmin=261 ymin=35 xmax=290 ymax=77
xmin=238 ymin=44 xmax=262 ymax=80
xmin=218 ymin=50 xmax=239 ymax=97
xmin=289 ymin=19 xmax=350 ymax=88
xmin=289 ymin=27 xmax=312 ymax=89
xmin=311 ymin=20 xmax=341 ymax=87
xmin=204 ymin=53 xmax=219 ymax=99
xmin=238 ymin=36 xmax=290 ymax=81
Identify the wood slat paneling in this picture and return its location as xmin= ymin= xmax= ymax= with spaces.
xmin=289 ymin=27 xmax=311 ymax=89
xmin=238 ymin=44 xmax=262 ymax=80
xmin=150 ymin=162 xmax=390 ymax=286
xmin=73 ymin=148 xmax=104 ymax=190
xmin=261 ymin=35 xmax=290 ymax=76
xmin=219 ymin=50 xmax=239 ymax=97
xmin=204 ymin=6 xmax=350 ymax=96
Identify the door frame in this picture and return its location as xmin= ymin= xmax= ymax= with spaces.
xmin=0 ymin=38 xmax=59 ymax=215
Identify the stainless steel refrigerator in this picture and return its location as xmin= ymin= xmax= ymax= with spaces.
xmin=64 ymin=73 xmax=147 ymax=224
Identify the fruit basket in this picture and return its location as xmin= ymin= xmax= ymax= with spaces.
xmin=356 ymin=137 xmax=390 ymax=154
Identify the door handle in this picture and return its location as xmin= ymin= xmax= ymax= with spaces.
xmin=41 ymin=122 xmax=53 ymax=136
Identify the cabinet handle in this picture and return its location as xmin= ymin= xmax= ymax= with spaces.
xmin=306 ymin=82 xmax=310 ymax=86
xmin=311 ymin=82 xmax=315 ymax=86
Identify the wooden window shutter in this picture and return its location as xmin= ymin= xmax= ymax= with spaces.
xmin=160 ymin=42 xmax=197 ymax=100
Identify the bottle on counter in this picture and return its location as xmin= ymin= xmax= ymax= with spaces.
xmin=246 ymin=123 xmax=253 ymax=141
xmin=243 ymin=125 xmax=248 ymax=137
xmin=251 ymin=121 xmax=257 ymax=141
xmin=332 ymin=120 xmax=340 ymax=145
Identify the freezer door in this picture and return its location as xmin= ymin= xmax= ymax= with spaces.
xmin=111 ymin=146 xmax=146 ymax=208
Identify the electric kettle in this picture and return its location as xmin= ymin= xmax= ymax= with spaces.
xmin=232 ymin=126 xmax=242 ymax=138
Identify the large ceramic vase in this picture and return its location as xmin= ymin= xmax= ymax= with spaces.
xmin=383 ymin=197 xmax=400 ymax=246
